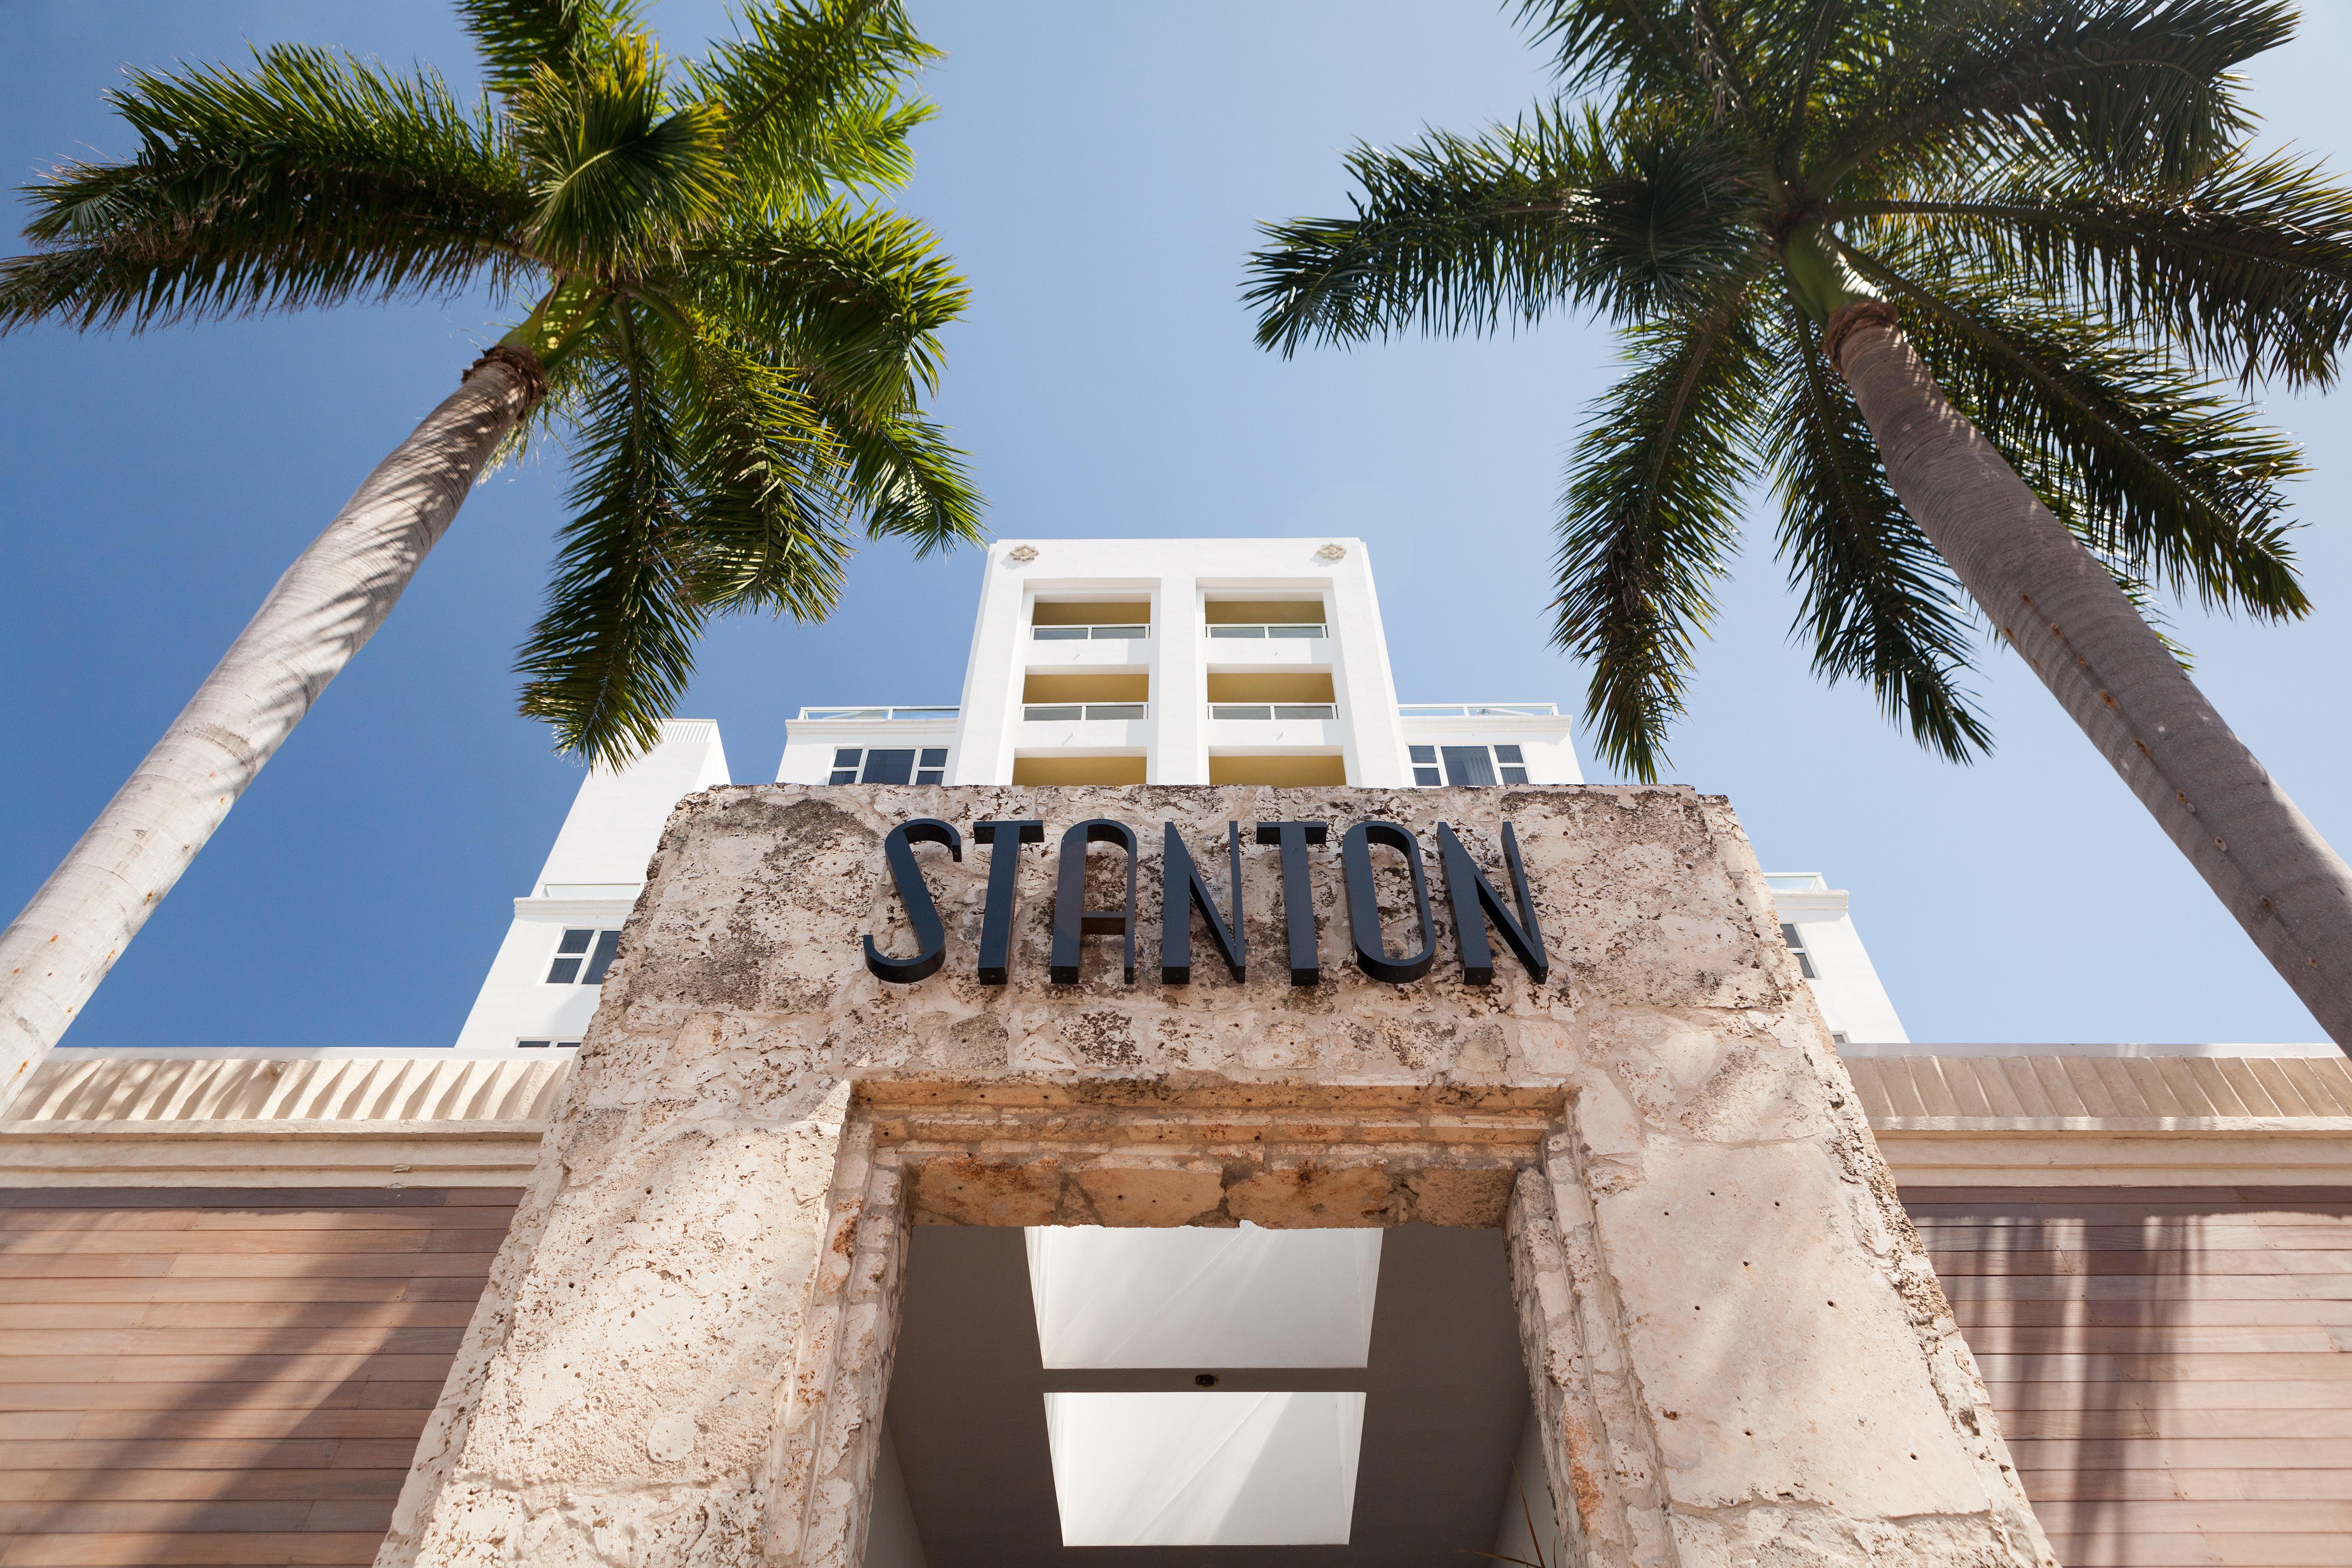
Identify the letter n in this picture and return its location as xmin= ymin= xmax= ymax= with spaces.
xmin=1162 ymin=822 xmax=1246 ymax=983
xmin=1436 ymin=820 xmax=1549 ymax=984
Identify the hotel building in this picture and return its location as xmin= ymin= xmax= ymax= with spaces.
xmin=0 ymin=538 xmax=2344 ymax=1568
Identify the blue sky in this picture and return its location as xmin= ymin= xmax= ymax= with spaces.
xmin=3 ymin=0 xmax=2349 ymax=1050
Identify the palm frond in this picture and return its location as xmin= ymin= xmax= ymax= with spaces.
xmin=461 ymin=0 xmax=643 ymax=97
xmin=0 ymin=46 xmax=526 ymax=333
xmin=1829 ymin=150 xmax=2352 ymax=387
xmin=1816 ymin=0 xmax=2292 ymax=194
xmin=1512 ymin=0 xmax=1703 ymax=98
xmin=692 ymin=0 xmax=937 ymax=207
xmin=1246 ymin=106 xmax=1761 ymax=356
xmin=667 ymin=317 xmax=858 ymax=621
xmin=1553 ymin=287 xmax=1768 ymax=780
xmin=516 ymin=301 xmax=706 ymax=766
xmin=1848 ymin=242 xmax=2308 ymax=621
xmin=511 ymin=34 xmax=730 ymax=273
xmin=1764 ymin=294 xmax=1991 ymax=761
xmin=682 ymin=206 xmax=965 ymax=412
xmin=808 ymin=398 xmax=983 ymax=554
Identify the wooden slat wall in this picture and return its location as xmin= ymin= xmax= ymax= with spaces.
xmin=0 ymin=1187 xmax=518 ymax=1568
xmin=1908 ymin=1186 xmax=2352 ymax=1568
xmin=4 ymin=1180 xmax=2342 ymax=1567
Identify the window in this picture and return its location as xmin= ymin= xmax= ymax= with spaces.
xmin=1780 ymin=923 xmax=1818 ymax=980
xmin=1408 ymin=744 xmax=1530 ymax=786
xmin=517 ymin=1038 xmax=582 ymax=1049
xmin=546 ymin=928 xmax=621 ymax=985
xmin=1442 ymin=746 xmax=1495 ymax=786
xmin=828 ymin=747 xmax=947 ymax=785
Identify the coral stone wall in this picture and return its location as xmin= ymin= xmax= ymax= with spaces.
xmin=382 ymin=784 xmax=2053 ymax=1568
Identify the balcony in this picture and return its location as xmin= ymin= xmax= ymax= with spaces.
xmin=1204 ymin=598 xmax=1326 ymax=644
xmin=1033 ymin=623 xmax=1149 ymax=641
xmin=797 ymin=705 xmax=960 ymax=723
xmin=1024 ymin=703 xmax=1148 ymax=721
xmin=1033 ymin=600 xmax=1151 ymax=647
xmin=1398 ymin=703 xmax=1559 ymax=719
xmin=1205 ymin=622 xmax=1324 ymax=640
xmin=1208 ymin=704 xmax=1336 ymax=721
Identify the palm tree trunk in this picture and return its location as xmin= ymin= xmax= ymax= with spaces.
xmin=0 ymin=347 xmax=544 ymax=1100
xmin=1829 ymin=300 xmax=2352 ymax=1048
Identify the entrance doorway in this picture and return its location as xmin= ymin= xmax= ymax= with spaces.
xmin=877 ymin=1220 xmax=1552 ymax=1566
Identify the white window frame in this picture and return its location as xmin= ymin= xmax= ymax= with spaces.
xmin=546 ymin=927 xmax=622 ymax=986
xmin=829 ymin=746 xmax=949 ymax=785
xmin=1407 ymin=744 xmax=1529 ymax=786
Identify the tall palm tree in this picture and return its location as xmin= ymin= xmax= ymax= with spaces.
xmin=0 ymin=0 xmax=981 ymax=1088
xmin=1247 ymin=0 xmax=2352 ymax=1045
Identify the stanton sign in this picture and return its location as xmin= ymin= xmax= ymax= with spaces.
xmin=862 ymin=816 xmax=1550 ymax=989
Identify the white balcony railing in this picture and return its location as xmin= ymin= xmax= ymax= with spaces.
xmin=797 ymin=705 xmax=960 ymax=722
xmin=1024 ymin=703 xmax=1148 ymax=721
xmin=1207 ymin=622 xmax=1325 ymax=640
xmin=1210 ymin=703 xmax=1337 ymax=720
xmin=1032 ymin=623 xmax=1150 ymax=640
xmin=1398 ymin=703 xmax=1559 ymax=718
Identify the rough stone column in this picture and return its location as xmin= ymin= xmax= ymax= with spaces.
xmin=382 ymin=1069 xmax=871 ymax=1567
xmin=386 ymin=784 xmax=2051 ymax=1568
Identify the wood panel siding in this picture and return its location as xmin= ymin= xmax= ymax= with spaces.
xmin=0 ymin=1187 xmax=518 ymax=1568
xmin=5 ymin=1177 xmax=2344 ymax=1566
xmin=1909 ymin=1186 xmax=2352 ymax=1568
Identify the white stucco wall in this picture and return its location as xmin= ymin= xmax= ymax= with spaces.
xmin=453 ymin=722 xmax=730 ymax=1051
xmin=1768 ymin=875 xmax=1910 ymax=1045
xmin=947 ymin=537 xmax=1411 ymax=786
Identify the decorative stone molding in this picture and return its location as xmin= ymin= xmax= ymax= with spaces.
xmin=1315 ymin=542 xmax=1347 ymax=560
xmin=1005 ymin=543 xmax=1038 ymax=562
xmin=1847 ymin=1052 xmax=2352 ymax=1186
xmin=0 ymin=1050 xmax=563 ymax=1186
xmin=383 ymin=784 xmax=2053 ymax=1568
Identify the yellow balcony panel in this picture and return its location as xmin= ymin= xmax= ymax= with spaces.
xmin=1204 ymin=599 xmax=1325 ymax=625
xmin=1033 ymin=600 xmax=1152 ymax=627
xmin=1014 ymin=754 xmax=1148 ymax=785
xmin=1204 ymin=672 xmax=1334 ymax=704
xmin=1024 ymin=673 xmax=1150 ymax=704
xmin=1208 ymin=754 xmax=1347 ymax=786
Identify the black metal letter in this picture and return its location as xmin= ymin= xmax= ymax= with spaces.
xmin=1254 ymin=821 xmax=1327 ymax=985
xmin=1340 ymin=821 xmax=1437 ymax=984
xmin=1436 ymin=820 xmax=1550 ymax=983
xmin=862 ymin=818 xmax=963 ymax=983
xmin=972 ymin=819 xmax=1044 ymax=985
xmin=1050 ymin=819 xmax=1140 ymax=984
xmin=1162 ymin=822 xmax=1246 ymax=984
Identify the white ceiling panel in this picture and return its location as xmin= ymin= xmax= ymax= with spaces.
xmin=1043 ymin=1390 xmax=1366 ymax=1546
xmin=1025 ymin=1222 xmax=1380 ymax=1368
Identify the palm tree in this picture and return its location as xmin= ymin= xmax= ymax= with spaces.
xmin=1246 ymin=0 xmax=2352 ymax=1045
xmin=0 ymin=0 xmax=982 ymax=1087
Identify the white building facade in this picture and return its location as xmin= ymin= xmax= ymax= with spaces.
xmin=456 ymin=536 xmax=1905 ymax=1053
